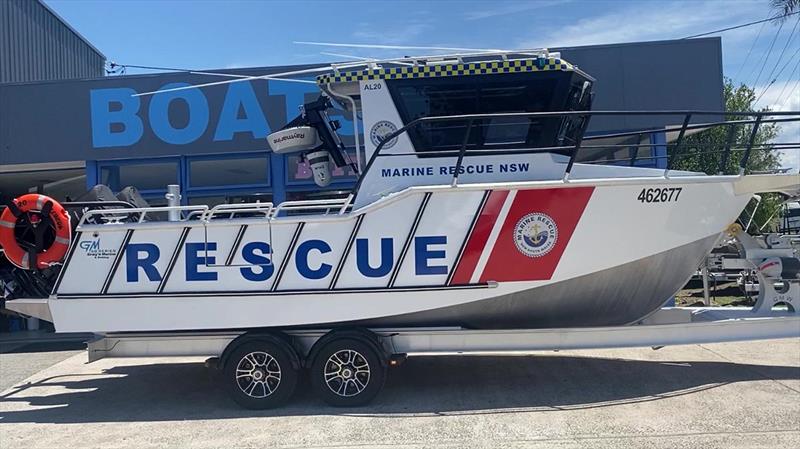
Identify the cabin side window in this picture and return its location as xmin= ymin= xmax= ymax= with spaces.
xmin=387 ymin=72 xmax=587 ymax=156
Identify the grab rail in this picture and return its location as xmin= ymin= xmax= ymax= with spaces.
xmin=78 ymin=205 xmax=209 ymax=226
xmin=353 ymin=110 xmax=800 ymax=198
xmin=272 ymin=198 xmax=351 ymax=217
xmin=77 ymin=198 xmax=354 ymax=226
xmin=201 ymin=202 xmax=274 ymax=222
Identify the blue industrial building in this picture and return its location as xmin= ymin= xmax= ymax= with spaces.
xmin=1 ymin=36 xmax=724 ymax=206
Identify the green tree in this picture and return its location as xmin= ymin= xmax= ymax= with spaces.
xmin=672 ymin=79 xmax=784 ymax=232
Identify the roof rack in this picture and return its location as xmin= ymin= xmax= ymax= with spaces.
xmin=316 ymin=49 xmax=588 ymax=85
xmin=326 ymin=48 xmax=555 ymax=75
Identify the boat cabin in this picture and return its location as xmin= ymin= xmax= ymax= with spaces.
xmin=271 ymin=51 xmax=599 ymax=208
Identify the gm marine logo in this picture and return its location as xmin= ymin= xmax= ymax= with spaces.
xmin=369 ymin=121 xmax=398 ymax=149
xmin=79 ymin=239 xmax=117 ymax=260
xmin=513 ymin=213 xmax=558 ymax=258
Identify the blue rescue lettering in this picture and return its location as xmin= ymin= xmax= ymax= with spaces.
xmin=295 ymin=239 xmax=332 ymax=279
xmin=414 ymin=236 xmax=448 ymax=275
xmin=356 ymin=238 xmax=393 ymax=277
xmin=186 ymin=242 xmax=217 ymax=281
xmin=126 ymin=243 xmax=161 ymax=282
xmin=240 ymin=241 xmax=274 ymax=281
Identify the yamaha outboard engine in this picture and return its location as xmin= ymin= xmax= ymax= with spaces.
xmin=267 ymin=96 xmax=355 ymax=187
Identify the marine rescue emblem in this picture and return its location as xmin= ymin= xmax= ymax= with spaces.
xmin=369 ymin=120 xmax=398 ymax=149
xmin=513 ymin=213 xmax=558 ymax=258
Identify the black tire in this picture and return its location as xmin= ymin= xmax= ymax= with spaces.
xmin=224 ymin=340 xmax=298 ymax=409
xmin=310 ymin=338 xmax=386 ymax=407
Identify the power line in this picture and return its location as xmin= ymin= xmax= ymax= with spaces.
xmin=760 ymin=16 xmax=799 ymax=89
xmin=682 ymin=11 xmax=799 ymax=39
xmin=756 ymin=42 xmax=800 ymax=104
xmin=773 ymin=58 xmax=800 ymax=106
xmin=789 ymin=77 xmax=800 ymax=108
xmin=733 ymin=15 xmax=769 ymax=80
xmin=751 ymin=19 xmax=785 ymax=87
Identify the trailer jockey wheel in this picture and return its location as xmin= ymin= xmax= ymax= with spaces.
xmin=311 ymin=338 xmax=386 ymax=407
xmin=224 ymin=340 xmax=298 ymax=409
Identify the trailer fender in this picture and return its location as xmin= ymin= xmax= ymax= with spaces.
xmin=304 ymin=327 xmax=389 ymax=369
xmin=219 ymin=332 xmax=302 ymax=371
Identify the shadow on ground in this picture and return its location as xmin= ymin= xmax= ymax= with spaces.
xmin=0 ymin=341 xmax=86 ymax=354
xmin=1 ymin=355 xmax=798 ymax=423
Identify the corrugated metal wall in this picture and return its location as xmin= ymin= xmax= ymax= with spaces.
xmin=0 ymin=0 xmax=105 ymax=83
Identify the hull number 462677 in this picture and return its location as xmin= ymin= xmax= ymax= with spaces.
xmin=638 ymin=187 xmax=682 ymax=203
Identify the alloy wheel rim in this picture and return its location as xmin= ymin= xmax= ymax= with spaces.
xmin=236 ymin=351 xmax=281 ymax=398
xmin=324 ymin=349 xmax=371 ymax=397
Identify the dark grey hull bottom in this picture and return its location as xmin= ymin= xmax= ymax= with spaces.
xmin=353 ymin=233 xmax=720 ymax=329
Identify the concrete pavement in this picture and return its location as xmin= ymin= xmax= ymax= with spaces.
xmin=0 ymin=338 xmax=798 ymax=448
xmin=0 ymin=334 xmax=87 ymax=393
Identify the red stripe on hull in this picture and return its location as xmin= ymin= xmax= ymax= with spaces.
xmin=479 ymin=187 xmax=594 ymax=282
xmin=449 ymin=190 xmax=509 ymax=285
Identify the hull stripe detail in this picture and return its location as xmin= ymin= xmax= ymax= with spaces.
xmin=330 ymin=214 xmax=365 ymax=289
xmin=226 ymin=225 xmax=248 ymax=266
xmin=158 ymin=227 xmax=190 ymax=293
xmin=56 ymin=281 xmax=492 ymax=299
xmin=101 ymin=229 xmax=133 ymax=294
xmin=470 ymin=190 xmax=516 ymax=283
xmin=479 ymin=187 xmax=595 ymax=282
xmin=388 ymin=192 xmax=431 ymax=288
xmin=52 ymin=231 xmax=82 ymax=295
xmin=447 ymin=190 xmax=490 ymax=285
xmin=272 ymin=222 xmax=304 ymax=291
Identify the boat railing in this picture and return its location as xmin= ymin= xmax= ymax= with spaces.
xmin=76 ymin=197 xmax=355 ymax=227
xmin=271 ymin=197 xmax=352 ymax=217
xmin=354 ymin=110 xmax=800 ymax=196
xmin=78 ymin=205 xmax=209 ymax=226
xmin=201 ymin=202 xmax=275 ymax=222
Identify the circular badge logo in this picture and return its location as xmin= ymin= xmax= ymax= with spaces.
xmin=513 ymin=213 xmax=558 ymax=258
xmin=369 ymin=121 xmax=398 ymax=149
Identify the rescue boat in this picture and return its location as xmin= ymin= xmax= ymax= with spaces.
xmin=2 ymin=50 xmax=799 ymax=334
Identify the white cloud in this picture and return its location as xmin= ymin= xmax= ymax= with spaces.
xmin=463 ymin=0 xmax=571 ymax=21
xmin=351 ymin=19 xmax=434 ymax=46
xmin=755 ymin=79 xmax=800 ymax=172
xmin=520 ymin=1 xmax=762 ymax=48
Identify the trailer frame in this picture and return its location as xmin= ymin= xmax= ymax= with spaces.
xmin=85 ymin=306 xmax=799 ymax=363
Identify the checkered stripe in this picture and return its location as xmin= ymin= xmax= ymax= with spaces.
xmin=316 ymin=58 xmax=574 ymax=85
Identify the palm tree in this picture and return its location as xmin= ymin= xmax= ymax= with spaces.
xmin=771 ymin=0 xmax=799 ymax=18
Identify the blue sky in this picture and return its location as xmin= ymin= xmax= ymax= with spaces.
xmin=45 ymin=0 xmax=799 ymax=167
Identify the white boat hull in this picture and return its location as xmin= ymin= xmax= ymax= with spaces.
xmin=37 ymin=176 xmax=755 ymax=333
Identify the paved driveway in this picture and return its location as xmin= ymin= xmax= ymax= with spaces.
xmin=0 ymin=339 xmax=84 ymax=393
xmin=0 ymin=338 xmax=798 ymax=449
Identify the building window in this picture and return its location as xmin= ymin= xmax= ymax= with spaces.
xmin=187 ymin=192 xmax=273 ymax=208
xmin=188 ymin=154 xmax=269 ymax=188
xmin=99 ymin=160 xmax=179 ymax=191
xmin=284 ymin=189 xmax=351 ymax=216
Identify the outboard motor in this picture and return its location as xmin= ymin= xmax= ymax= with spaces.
xmin=267 ymin=96 xmax=356 ymax=187
xmin=729 ymin=225 xmax=800 ymax=314
xmin=758 ymin=257 xmax=800 ymax=280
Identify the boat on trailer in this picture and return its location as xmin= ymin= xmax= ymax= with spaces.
xmin=2 ymin=49 xmax=799 ymax=408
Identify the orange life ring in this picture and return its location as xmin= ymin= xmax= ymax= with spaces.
xmin=0 ymin=194 xmax=71 ymax=270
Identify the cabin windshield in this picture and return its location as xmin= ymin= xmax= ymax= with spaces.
xmin=387 ymin=72 xmax=592 ymax=156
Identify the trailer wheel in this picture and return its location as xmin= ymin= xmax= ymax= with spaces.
xmin=224 ymin=340 xmax=298 ymax=409
xmin=310 ymin=338 xmax=386 ymax=407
